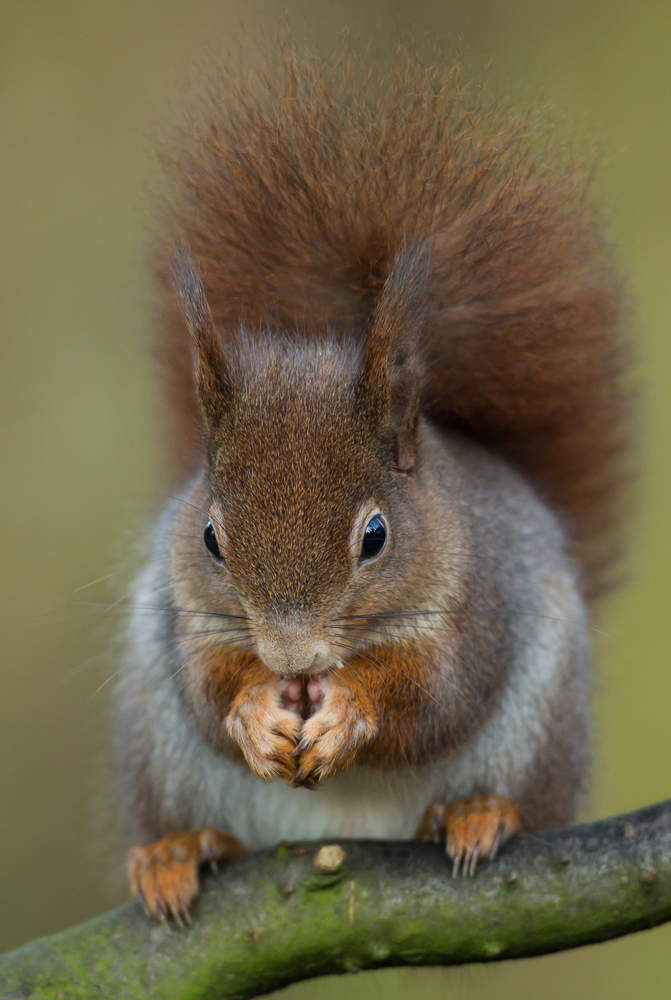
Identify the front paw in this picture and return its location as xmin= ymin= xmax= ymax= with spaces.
xmin=293 ymin=678 xmax=378 ymax=785
xmin=226 ymin=679 xmax=302 ymax=780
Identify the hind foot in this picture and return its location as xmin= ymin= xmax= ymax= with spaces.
xmin=128 ymin=828 xmax=244 ymax=924
xmin=417 ymin=793 xmax=520 ymax=876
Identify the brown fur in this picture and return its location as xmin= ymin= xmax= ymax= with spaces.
xmin=154 ymin=46 xmax=630 ymax=601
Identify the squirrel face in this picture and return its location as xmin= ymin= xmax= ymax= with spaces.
xmin=170 ymin=247 xmax=431 ymax=680
xmin=201 ymin=340 xmax=410 ymax=677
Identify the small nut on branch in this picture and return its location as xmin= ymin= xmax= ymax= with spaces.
xmin=314 ymin=845 xmax=347 ymax=872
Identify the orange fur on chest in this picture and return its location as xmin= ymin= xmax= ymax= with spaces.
xmin=336 ymin=646 xmax=454 ymax=767
xmin=193 ymin=640 xmax=455 ymax=776
xmin=198 ymin=648 xmax=272 ymax=714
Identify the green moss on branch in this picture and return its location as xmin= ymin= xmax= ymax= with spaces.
xmin=2 ymin=800 xmax=671 ymax=999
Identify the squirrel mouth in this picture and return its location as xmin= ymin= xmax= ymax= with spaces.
xmin=280 ymin=674 xmax=325 ymax=720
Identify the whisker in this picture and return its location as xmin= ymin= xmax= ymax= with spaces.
xmin=169 ymin=605 xmax=250 ymax=621
xmin=334 ymin=630 xmax=476 ymax=712
xmin=329 ymin=628 xmax=457 ymax=679
xmin=88 ymin=668 xmax=125 ymax=702
xmin=171 ymin=627 xmax=253 ymax=640
xmin=71 ymin=600 xmax=249 ymax=622
xmin=164 ymin=635 xmax=254 ymax=679
xmin=351 ymin=652 xmax=393 ymax=696
xmin=335 ymin=608 xmax=600 ymax=634
xmin=330 ymin=636 xmax=455 ymax=716
xmin=157 ymin=494 xmax=227 ymax=535
xmin=167 ymin=647 xmax=256 ymax=686
xmin=329 ymin=626 xmax=465 ymax=671
xmin=71 ymin=572 xmax=121 ymax=594
xmin=54 ymin=650 xmax=113 ymax=687
xmin=115 ymin=628 xmax=252 ymax=654
xmin=331 ymin=623 xmax=455 ymax=639
xmin=105 ymin=593 xmax=128 ymax=614
xmin=336 ymin=608 xmax=532 ymax=621
xmin=328 ymin=638 xmax=360 ymax=660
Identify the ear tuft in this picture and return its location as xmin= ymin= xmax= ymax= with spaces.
xmin=171 ymin=243 xmax=231 ymax=430
xmin=359 ymin=243 xmax=429 ymax=473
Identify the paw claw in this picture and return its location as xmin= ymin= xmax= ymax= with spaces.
xmin=292 ymin=736 xmax=309 ymax=757
xmin=290 ymin=772 xmax=320 ymax=789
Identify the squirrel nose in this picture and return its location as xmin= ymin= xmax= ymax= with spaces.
xmin=256 ymin=625 xmax=332 ymax=677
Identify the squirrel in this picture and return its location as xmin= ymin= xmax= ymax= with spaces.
xmin=116 ymin=48 xmax=630 ymax=923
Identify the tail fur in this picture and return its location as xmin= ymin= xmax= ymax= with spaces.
xmin=153 ymin=46 xmax=631 ymax=601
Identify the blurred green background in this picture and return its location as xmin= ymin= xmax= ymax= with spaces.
xmin=1 ymin=1 xmax=670 ymax=996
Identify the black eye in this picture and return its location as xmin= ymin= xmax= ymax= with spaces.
xmin=360 ymin=515 xmax=387 ymax=561
xmin=204 ymin=520 xmax=222 ymax=559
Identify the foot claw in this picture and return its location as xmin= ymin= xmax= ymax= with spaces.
xmin=489 ymin=826 xmax=503 ymax=861
xmin=174 ymin=899 xmax=191 ymax=927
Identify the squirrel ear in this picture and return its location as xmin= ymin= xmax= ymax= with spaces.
xmin=171 ymin=244 xmax=231 ymax=430
xmin=359 ymin=244 xmax=428 ymax=473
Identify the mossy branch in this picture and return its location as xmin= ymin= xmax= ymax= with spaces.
xmin=2 ymin=800 xmax=671 ymax=1000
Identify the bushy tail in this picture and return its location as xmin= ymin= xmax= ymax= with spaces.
xmin=153 ymin=44 xmax=631 ymax=601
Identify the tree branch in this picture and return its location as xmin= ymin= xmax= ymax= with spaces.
xmin=2 ymin=800 xmax=671 ymax=999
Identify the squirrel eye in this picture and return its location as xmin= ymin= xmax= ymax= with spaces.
xmin=204 ymin=520 xmax=222 ymax=559
xmin=360 ymin=515 xmax=387 ymax=561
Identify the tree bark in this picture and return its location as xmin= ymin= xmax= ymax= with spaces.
xmin=2 ymin=799 xmax=671 ymax=1000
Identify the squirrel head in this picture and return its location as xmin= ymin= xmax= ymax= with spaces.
xmin=171 ymin=246 xmax=430 ymax=677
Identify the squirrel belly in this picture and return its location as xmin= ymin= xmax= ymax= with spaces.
xmin=117 ymin=426 xmax=588 ymax=850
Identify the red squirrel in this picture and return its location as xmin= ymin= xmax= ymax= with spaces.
xmin=117 ymin=49 xmax=630 ymax=923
